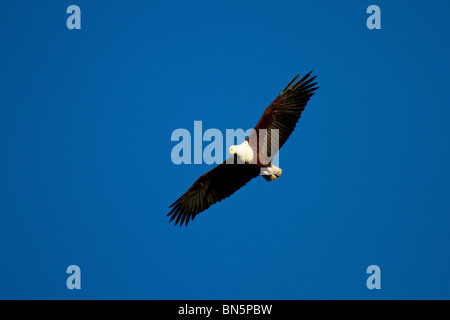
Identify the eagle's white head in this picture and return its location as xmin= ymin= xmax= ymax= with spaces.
xmin=229 ymin=141 xmax=254 ymax=163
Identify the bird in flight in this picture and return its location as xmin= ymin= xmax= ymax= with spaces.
xmin=168 ymin=72 xmax=318 ymax=226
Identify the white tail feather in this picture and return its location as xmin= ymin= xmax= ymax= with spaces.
xmin=261 ymin=165 xmax=282 ymax=181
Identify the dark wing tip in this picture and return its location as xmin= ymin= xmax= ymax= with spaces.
xmin=281 ymin=74 xmax=300 ymax=93
xmin=167 ymin=202 xmax=189 ymax=227
xmin=282 ymin=71 xmax=317 ymax=94
xmin=167 ymin=187 xmax=203 ymax=227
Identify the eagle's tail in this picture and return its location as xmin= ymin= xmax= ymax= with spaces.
xmin=261 ymin=165 xmax=282 ymax=181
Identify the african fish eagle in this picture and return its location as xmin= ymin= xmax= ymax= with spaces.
xmin=168 ymin=72 xmax=318 ymax=226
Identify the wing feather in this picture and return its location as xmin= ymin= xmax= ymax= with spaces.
xmin=167 ymin=156 xmax=260 ymax=226
xmin=248 ymin=71 xmax=318 ymax=161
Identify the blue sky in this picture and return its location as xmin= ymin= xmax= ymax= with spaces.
xmin=1 ymin=1 xmax=449 ymax=299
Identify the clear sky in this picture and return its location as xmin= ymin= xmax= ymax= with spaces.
xmin=1 ymin=1 xmax=449 ymax=299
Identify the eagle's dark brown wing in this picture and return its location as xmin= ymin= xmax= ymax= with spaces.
xmin=168 ymin=155 xmax=260 ymax=226
xmin=248 ymin=72 xmax=318 ymax=159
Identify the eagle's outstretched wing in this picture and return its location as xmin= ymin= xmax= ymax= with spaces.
xmin=247 ymin=71 xmax=318 ymax=159
xmin=168 ymin=156 xmax=260 ymax=226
